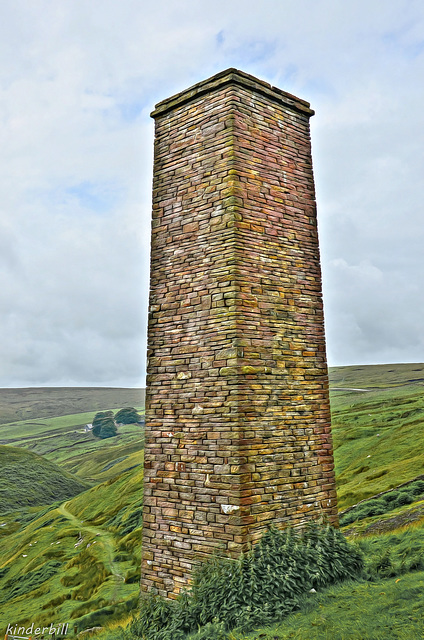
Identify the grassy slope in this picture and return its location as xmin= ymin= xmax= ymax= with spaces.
xmin=233 ymin=570 xmax=424 ymax=640
xmin=328 ymin=362 xmax=424 ymax=509
xmin=0 ymin=388 xmax=145 ymax=631
xmin=231 ymin=520 xmax=424 ymax=640
xmin=227 ymin=363 xmax=424 ymax=640
xmin=0 ymin=446 xmax=90 ymax=514
xmin=0 ymin=464 xmax=143 ymax=632
xmin=1 ymin=364 xmax=424 ymax=636
xmin=0 ymin=411 xmax=144 ymax=484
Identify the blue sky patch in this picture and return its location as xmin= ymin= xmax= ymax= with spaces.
xmin=65 ymin=181 xmax=121 ymax=213
xmin=382 ymin=22 xmax=424 ymax=60
xmin=117 ymin=99 xmax=147 ymax=123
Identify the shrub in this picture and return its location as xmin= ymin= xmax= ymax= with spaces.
xmin=93 ymin=411 xmax=114 ymax=427
xmin=365 ymin=499 xmax=387 ymax=517
xmin=339 ymin=482 xmax=424 ymax=527
xmin=409 ymin=480 xmax=424 ymax=496
xmin=97 ymin=419 xmax=118 ymax=439
xmin=393 ymin=491 xmax=414 ymax=508
xmin=383 ymin=491 xmax=399 ymax=504
xmin=340 ymin=500 xmax=386 ymax=527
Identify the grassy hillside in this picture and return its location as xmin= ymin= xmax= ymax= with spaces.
xmin=329 ymin=362 xmax=424 ymax=388
xmin=232 ymin=568 xmax=424 ymax=639
xmin=328 ymin=363 xmax=424 ymax=509
xmin=1 ymin=364 xmax=424 ymax=637
xmin=0 ymin=388 xmax=145 ymax=631
xmin=0 ymin=410 xmax=144 ymax=484
xmin=0 ymin=446 xmax=89 ymax=514
xmin=0 ymin=387 xmax=144 ymax=425
xmin=97 ymin=520 xmax=424 ymax=640
xmin=0 ymin=463 xmax=143 ymax=632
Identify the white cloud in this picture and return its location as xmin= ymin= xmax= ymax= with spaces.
xmin=324 ymin=258 xmax=423 ymax=365
xmin=0 ymin=0 xmax=423 ymax=385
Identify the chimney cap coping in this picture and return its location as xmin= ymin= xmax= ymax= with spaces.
xmin=151 ymin=67 xmax=314 ymax=118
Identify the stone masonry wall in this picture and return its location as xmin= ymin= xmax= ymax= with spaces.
xmin=141 ymin=69 xmax=338 ymax=598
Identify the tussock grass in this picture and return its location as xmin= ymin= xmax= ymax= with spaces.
xmin=358 ymin=526 xmax=424 ymax=579
xmin=232 ymin=571 xmax=424 ymax=639
xmin=0 ymin=560 xmax=62 ymax=604
xmin=116 ymin=529 xmax=142 ymax=555
xmin=67 ymin=465 xmax=143 ymax=524
xmin=71 ymin=597 xmax=140 ymax=633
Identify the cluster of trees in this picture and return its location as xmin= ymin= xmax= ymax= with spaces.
xmin=91 ymin=407 xmax=141 ymax=439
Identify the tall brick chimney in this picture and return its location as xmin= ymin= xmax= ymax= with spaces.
xmin=141 ymin=68 xmax=338 ymax=598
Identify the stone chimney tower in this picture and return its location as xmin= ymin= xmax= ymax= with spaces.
xmin=141 ymin=69 xmax=338 ymax=598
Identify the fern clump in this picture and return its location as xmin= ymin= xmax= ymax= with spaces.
xmin=113 ymin=524 xmax=363 ymax=639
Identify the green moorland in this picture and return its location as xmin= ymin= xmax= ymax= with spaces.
xmin=0 ymin=364 xmax=423 ymax=638
xmin=0 ymin=446 xmax=90 ymax=514
xmin=0 ymin=462 xmax=144 ymax=632
xmin=0 ymin=391 xmax=145 ymax=632
xmin=230 ymin=571 xmax=424 ymax=639
xmin=329 ymin=362 xmax=424 ymax=509
xmin=0 ymin=409 xmax=144 ymax=484
xmin=0 ymin=387 xmax=144 ymax=425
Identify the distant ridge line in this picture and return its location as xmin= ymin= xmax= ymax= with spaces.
xmin=0 ymin=387 xmax=145 ymax=425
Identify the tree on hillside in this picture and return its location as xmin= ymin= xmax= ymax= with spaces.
xmin=92 ymin=411 xmax=118 ymax=439
xmin=96 ymin=418 xmax=118 ymax=439
xmin=115 ymin=407 xmax=141 ymax=424
xmin=92 ymin=410 xmax=114 ymax=429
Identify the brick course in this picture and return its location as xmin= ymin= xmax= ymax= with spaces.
xmin=141 ymin=68 xmax=338 ymax=598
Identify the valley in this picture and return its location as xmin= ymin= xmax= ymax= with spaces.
xmin=0 ymin=366 xmax=423 ymax=636
xmin=0 ymin=391 xmax=144 ymax=632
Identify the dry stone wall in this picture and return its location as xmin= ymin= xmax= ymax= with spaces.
xmin=141 ymin=68 xmax=338 ymax=598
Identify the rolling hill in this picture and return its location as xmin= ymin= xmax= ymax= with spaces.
xmin=0 ymin=407 xmax=144 ymax=484
xmin=0 ymin=366 xmax=424 ymax=637
xmin=0 ymin=462 xmax=143 ymax=632
xmin=0 ymin=446 xmax=89 ymax=514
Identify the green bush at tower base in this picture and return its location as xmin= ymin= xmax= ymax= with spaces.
xmin=101 ymin=524 xmax=363 ymax=640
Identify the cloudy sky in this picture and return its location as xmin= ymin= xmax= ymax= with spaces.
xmin=1 ymin=0 xmax=423 ymax=387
